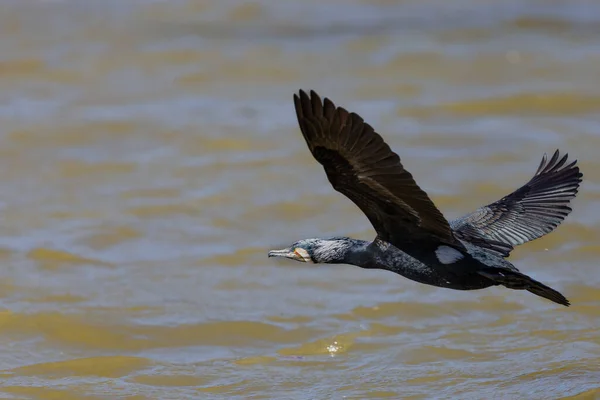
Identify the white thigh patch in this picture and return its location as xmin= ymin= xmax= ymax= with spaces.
xmin=435 ymin=245 xmax=464 ymax=264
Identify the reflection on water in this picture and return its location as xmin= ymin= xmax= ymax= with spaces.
xmin=0 ymin=0 xmax=599 ymax=399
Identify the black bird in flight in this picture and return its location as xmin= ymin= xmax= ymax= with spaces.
xmin=269 ymin=90 xmax=582 ymax=307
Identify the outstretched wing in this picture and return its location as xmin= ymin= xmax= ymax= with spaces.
xmin=451 ymin=150 xmax=582 ymax=256
xmin=293 ymin=89 xmax=463 ymax=251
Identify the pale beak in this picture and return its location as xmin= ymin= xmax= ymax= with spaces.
xmin=268 ymin=248 xmax=301 ymax=261
xmin=269 ymin=247 xmax=316 ymax=263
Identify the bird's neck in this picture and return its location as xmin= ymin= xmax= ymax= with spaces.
xmin=334 ymin=238 xmax=374 ymax=266
xmin=316 ymin=237 xmax=371 ymax=265
xmin=346 ymin=238 xmax=411 ymax=271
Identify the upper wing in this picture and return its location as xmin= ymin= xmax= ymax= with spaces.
xmin=451 ymin=150 xmax=582 ymax=256
xmin=293 ymin=89 xmax=462 ymax=251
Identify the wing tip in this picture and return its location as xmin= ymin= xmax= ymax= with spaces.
xmin=295 ymin=89 xmax=330 ymax=118
xmin=294 ymin=88 xmax=320 ymax=98
xmin=532 ymin=149 xmax=583 ymax=194
xmin=536 ymin=149 xmax=581 ymax=175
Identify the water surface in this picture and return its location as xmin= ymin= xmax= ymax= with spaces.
xmin=0 ymin=1 xmax=599 ymax=399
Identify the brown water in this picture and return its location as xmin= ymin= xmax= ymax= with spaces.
xmin=0 ymin=1 xmax=599 ymax=399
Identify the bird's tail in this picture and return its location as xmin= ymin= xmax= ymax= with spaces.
xmin=478 ymin=268 xmax=570 ymax=307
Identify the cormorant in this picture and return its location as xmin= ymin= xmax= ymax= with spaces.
xmin=268 ymin=90 xmax=582 ymax=307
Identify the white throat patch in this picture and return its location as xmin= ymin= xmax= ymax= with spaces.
xmin=294 ymin=247 xmax=313 ymax=263
xmin=435 ymin=245 xmax=464 ymax=264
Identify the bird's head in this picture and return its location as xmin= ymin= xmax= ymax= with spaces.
xmin=268 ymin=237 xmax=354 ymax=264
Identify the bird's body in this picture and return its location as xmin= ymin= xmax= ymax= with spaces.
xmin=268 ymin=90 xmax=582 ymax=307
xmin=299 ymin=237 xmax=496 ymax=290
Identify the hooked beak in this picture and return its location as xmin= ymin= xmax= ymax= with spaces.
xmin=268 ymin=248 xmax=300 ymax=261
xmin=268 ymin=247 xmax=312 ymax=262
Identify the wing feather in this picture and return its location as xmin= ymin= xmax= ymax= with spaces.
xmin=452 ymin=150 xmax=582 ymax=256
xmin=294 ymin=90 xmax=460 ymax=251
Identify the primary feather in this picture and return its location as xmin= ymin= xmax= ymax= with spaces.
xmin=451 ymin=150 xmax=582 ymax=256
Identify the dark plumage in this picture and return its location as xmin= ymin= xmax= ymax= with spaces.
xmin=268 ymin=90 xmax=582 ymax=307
xmin=451 ymin=150 xmax=581 ymax=257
